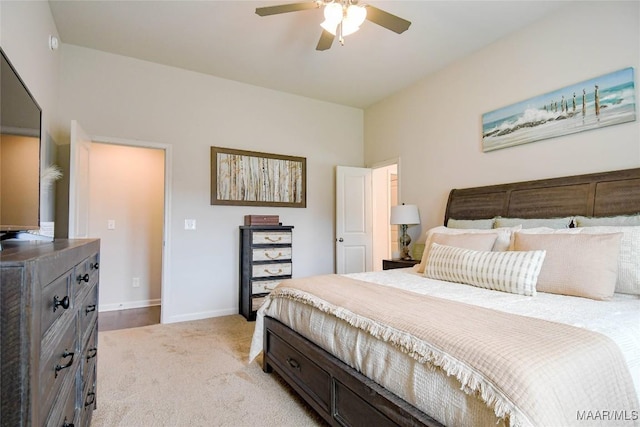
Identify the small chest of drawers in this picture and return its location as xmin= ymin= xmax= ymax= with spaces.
xmin=239 ymin=225 xmax=293 ymax=321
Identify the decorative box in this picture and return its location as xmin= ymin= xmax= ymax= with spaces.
xmin=244 ymin=215 xmax=280 ymax=226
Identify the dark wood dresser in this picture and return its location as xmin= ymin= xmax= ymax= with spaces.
xmin=239 ymin=225 xmax=293 ymax=321
xmin=0 ymin=239 xmax=100 ymax=427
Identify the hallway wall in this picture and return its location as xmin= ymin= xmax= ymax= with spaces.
xmin=88 ymin=143 xmax=164 ymax=311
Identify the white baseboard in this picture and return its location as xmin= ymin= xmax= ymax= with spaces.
xmin=162 ymin=307 xmax=238 ymax=324
xmin=99 ymin=299 xmax=161 ymax=312
xmin=98 ymin=302 xmax=239 ymax=324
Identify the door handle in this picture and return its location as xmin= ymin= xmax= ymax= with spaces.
xmin=338 ymin=238 xmax=344 ymax=242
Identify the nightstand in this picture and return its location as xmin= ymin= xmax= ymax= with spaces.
xmin=382 ymin=259 xmax=420 ymax=270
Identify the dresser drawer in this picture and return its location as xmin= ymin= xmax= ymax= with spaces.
xmin=75 ymin=252 xmax=100 ymax=291
xmin=40 ymin=319 xmax=78 ymax=424
xmin=41 ymin=270 xmax=74 ymax=339
xmin=334 ymin=379 xmax=398 ymax=427
xmin=252 ymin=247 xmax=292 ymax=262
xmin=252 ymin=231 xmax=292 ymax=245
xmin=79 ymin=284 xmax=99 ymax=345
xmin=266 ymin=330 xmax=331 ymax=412
xmin=82 ymin=323 xmax=98 ymax=381
xmin=44 ymin=367 xmax=78 ymax=427
xmin=252 ymin=263 xmax=292 ymax=278
xmin=80 ymin=364 xmax=97 ymax=427
xmin=252 ymin=296 xmax=267 ymax=312
xmin=252 ymin=279 xmax=281 ymax=294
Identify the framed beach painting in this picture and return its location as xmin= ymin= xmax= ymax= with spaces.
xmin=211 ymin=146 xmax=306 ymax=208
xmin=482 ymin=67 xmax=636 ymax=152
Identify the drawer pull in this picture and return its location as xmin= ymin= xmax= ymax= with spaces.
xmin=86 ymin=348 xmax=97 ymax=360
xmin=286 ymin=357 xmax=300 ymax=370
xmin=84 ymin=391 xmax=96 ymax=407
xmin=85 ymin=304 xmax=97 ymax=314
xmin=265 ymin=252 xmax=283 ymax=260
xmin=77 ymin=273 xmax=90 ymax=284
xmin=55 ymin=350 xmax=75 ymax=378
xmin=263 ymin=268 xmax=283 ymax=276
xmin=63 ymin=417 xmax=75 ymax=427
xmin=53 ymin=295 xmax=70 ymax=312
xmin=264 ymin=236 xmax=282 ymax=243
xmin=91 ymin=262 xmax=100 ymax=270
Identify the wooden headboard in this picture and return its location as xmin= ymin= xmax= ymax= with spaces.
xmin=444 ymin=168 xmax=640 ymax=225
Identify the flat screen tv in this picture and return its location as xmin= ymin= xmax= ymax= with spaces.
xmin=0 ymin=47 xmax=42 ymax=239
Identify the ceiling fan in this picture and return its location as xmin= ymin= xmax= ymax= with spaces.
xmin=255 ymin=0 xmax=411 ymax=51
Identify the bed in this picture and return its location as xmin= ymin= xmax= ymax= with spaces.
xmin=249 ymin=167 xmax=640 ymax=427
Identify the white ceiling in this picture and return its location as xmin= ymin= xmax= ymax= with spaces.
xmin=48 ymin=0 xmax=566 ymax=108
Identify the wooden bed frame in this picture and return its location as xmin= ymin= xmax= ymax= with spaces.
xmin=444 ymin=167 xmax=640 ymax=225
xmin=263 ymin=167 xmax=640 ymax=427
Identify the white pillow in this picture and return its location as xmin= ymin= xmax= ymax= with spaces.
xmin=424 ymin=243 xmax=546 ymax=296
xmin=446 ymin=218 xmax=494 ymax=229
xmin=579 ymin=226 xmax=640 ymax=295
xmin=575 ymin=214 xmax=640 ymax=227
xmin=515 ymin=227 xmax=582 ymax=234
xmin=414 ymin=225 xmax=521 ymax=274
xmin=494 ymin=216 xmax=573 ymax=229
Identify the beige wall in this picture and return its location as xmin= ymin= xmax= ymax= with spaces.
xmin=365 ymin=1 xmax=640 ymax=244
xmin=57 ymin=45 xmax=364 ymax=322
xmin=88 ymin=143 xmax=164 ymax=311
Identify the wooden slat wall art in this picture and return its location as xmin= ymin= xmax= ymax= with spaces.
xmin=211 ymin=146 xmax=306 ymax=208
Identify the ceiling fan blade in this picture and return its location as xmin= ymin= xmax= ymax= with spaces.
xmin=365 ymin=5 xmax=411 ymax=34
xmin=316 ymin=29 xmax=335 ymax=51
xmin=255 ymin=2 xmax=319 ymax=17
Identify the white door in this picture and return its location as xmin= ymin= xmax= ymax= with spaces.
xmin=69 ymin=120 xmax=92 ymax=238
xmin=336 ymin=166 xmax=373 ymax=273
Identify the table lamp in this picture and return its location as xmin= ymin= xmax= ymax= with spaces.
xmin=390 ymin=203 xmax=420 ymax=260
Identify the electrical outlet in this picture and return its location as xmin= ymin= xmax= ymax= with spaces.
xmin=132 ymin=277 xmax=140 ymax=288
xmin=185 ymin=219 xmax=196 ymax=230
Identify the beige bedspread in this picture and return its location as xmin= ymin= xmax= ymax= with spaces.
xmin=267 ymin=274 xmax=639 ymax=427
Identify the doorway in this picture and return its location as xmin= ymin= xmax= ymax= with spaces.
xmin=89 ymin=142 xmax=165 ymax=318
xmin=335 ymin=159 xmax=399 ymax=273
xmin=372 ymin=162 xmax=398 ymax=271
xmin=69 ymin=124 xmax=172 ymax=324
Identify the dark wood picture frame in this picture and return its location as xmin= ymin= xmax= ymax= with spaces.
xmin=211 ymin=146 xmax=307 ymax=208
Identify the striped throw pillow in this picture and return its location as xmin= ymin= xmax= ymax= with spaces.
xmin=424 ymin=243 xmax=546 ymax=296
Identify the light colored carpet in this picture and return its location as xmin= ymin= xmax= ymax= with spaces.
xmin=91 ymin=315 xmax=327 ymax=426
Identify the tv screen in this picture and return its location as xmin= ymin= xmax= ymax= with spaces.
xmin=0 ymin=47 xmax=42 ymax=237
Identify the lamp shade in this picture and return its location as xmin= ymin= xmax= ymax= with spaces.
xmin=390 ymin=204 xmax=420 ymax=225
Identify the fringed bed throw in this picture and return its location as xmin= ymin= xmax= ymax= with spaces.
xmin=267 ymin=275 xmax=639 ymax=427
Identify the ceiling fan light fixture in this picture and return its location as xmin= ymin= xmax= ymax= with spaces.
xmin=340 ymin=21 xmax=359 ymax=37
xmin=323 ymin=2 xmax=343 ymax=24
xmin=254 ymin=0 xmax=411 ymax=51
xmin=320 ymin=2 xmax=366 ymax=39
xmin=346 ymin=4 xmax=366 ymax=27
xmin=320 ymin=19 xmax=338 ymax=35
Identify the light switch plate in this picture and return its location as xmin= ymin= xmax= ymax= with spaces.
xmin=185 ymin=219 xmax=196 ymax=230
